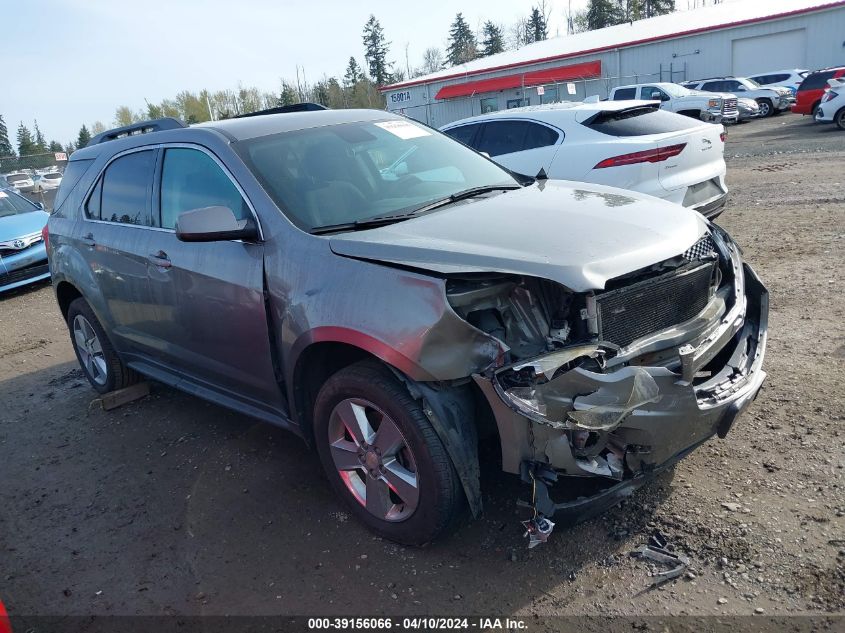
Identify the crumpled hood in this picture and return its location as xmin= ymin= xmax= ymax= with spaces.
xmin=0 ymin=210 xmax=49 ymax=242
xmin=330 ymin=181 xmax=707 ymax=292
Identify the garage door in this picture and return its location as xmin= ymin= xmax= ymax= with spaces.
xmin=731 ymin=29 xmax=806 ymax=76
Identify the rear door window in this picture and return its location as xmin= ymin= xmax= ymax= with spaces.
xmin=702 ymin=81 xmax=726 ymax=92
xmin=475 ymin=121 xmax=531 ymax=157
xmin=612 ymin=87 xmax=636 ymax=100
xmin=96 ymin=150 xmax=156 ymax=226
xmin=523 ymin=123 xmax=559 ymax=150
xmin=159 ymin=148 xmax=249 ymax=229
xmin=443 ymin=124 xmax=481 ymax=148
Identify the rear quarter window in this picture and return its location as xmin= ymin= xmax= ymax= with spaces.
xmin=584 ymin=107 xmax=698 ymax=136
xmin=53 ymin=159 xmax=94 ymax=212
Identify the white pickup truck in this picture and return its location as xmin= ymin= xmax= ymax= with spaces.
xmin=610 ymin=82 xmax=739 ymax=124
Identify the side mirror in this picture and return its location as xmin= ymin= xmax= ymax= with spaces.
xmin=36 ymin=202 xmax=45 ymax=210
xmin=176 ymin=205 xmax=258 ymax=242
xmin=650 ymin=91 xmax=662 ymax=100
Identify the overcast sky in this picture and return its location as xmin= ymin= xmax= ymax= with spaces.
xmin=3 ymin=0 xmax=716 ymax=146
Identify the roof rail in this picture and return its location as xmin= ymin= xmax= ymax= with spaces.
xmin=233 ymin=103 xmax=327 ymax=119
xmin=86 ymin=117 xmax=187 ymax=147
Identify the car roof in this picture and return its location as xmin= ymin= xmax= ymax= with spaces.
xmin=442 ymin=100 xmax=660 ymax=128
xmin=70 ymin=109 xmax=403 ymax=161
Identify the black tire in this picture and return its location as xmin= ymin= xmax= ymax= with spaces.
xmin=835 ymin=108 xmax=845 ymax=131
xmin=756 ymin=98 xmax=774 ymax=118
xmin=66 ymin=297 xmax=139 ymax=394
xmin=811 ymin=101 xmax=821 ymax=118
xmin=313 ymin=360 xmax=465 ymax=545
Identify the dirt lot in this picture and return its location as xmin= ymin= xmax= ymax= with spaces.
xmin=1 ymin=114 xmax=843 ymax=624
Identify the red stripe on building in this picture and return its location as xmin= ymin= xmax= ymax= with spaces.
xmin=433 ymin=60 xmax=602 ymax=100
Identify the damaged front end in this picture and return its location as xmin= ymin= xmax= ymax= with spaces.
xmin=448 ymin=226 xmax=768 ymax=533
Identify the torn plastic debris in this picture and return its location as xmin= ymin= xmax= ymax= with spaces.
xmin=567 ymin=367 xmax=661 ymax=431
xmin=518 ymin=462 xmax=558 ymax=548
xmin=631 ymin=541 xmax=691 ymax=587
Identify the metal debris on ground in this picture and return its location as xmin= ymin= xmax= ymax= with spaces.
xmin=630 ymin=533 xmax=691 ymax=587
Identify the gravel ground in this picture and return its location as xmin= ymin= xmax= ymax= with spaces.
xmin=0 ymin=113 xmax=843 ymax=623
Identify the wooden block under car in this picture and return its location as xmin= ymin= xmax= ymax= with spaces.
xmin=93 ymin=382 xmax=151 ymax=411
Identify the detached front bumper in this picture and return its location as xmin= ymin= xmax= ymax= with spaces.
xmin=474 ymin=248 xmax=768 ymax=522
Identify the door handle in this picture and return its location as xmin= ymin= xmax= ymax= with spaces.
xmin=81 ymin=232 xmax=95 ymax=248
xmin=148 ymin=251 xmax=172 ymax=269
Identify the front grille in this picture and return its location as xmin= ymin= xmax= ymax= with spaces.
xmin=596 ymin=261 xmax=716 ymax=348
xmin=723 ymin=98 xmax=738 ymax=115
xmin=0 ymin=262 xmax=49 ymax=287
xmin=683 ymin=234 xmax=717 ymax=261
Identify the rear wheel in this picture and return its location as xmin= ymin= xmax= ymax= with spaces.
xmin=67 ymin=298 xmax=139 ymax=394
xmin=313 ymin=360 xmax=465 ymax=545
xmin=811 ymin=101 xmax=821 ymax=117
xmin=756 ymin=98 xmax=773 ymax=117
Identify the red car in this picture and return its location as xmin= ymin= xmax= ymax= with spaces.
xmin=792 ymin=67 xmax=845 ymax=115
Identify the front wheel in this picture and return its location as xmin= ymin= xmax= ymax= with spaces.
xmin=756 ymin=98 xmax=773 ymax=117
xmin=313 ymin=360 xmax=465 ymax=545
xmin=66 ymin=297 xmax=139 ymax=394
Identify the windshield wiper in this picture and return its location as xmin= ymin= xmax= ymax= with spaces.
xmin=310 ymin=184 xmax=521 ymax=235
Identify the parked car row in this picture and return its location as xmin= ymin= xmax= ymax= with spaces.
xmin=1 ymin=168 xmax=64 ymax=193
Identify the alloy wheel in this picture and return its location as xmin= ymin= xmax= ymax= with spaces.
xmin=327 ymin=397 xmax=419 ymax=522
xmin=758 ymin=101 xmax=771 ymax=117
xmin=72 ymin=314 xmax=108 ymax=386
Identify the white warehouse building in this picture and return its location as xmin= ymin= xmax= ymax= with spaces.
xmin=381 ymin=0 xmax=845 ymax=128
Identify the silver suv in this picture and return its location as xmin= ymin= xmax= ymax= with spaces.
xmin=45 ymin=109 xmax=768 ymax=545
xmin=682 ymin=77 xmax=794 ymax=117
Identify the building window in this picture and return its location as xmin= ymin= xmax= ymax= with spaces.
xmin=540 ymin=87 xmax=559 ymax=104
xmin=507 ymin=98 xmax=530 ymax=109
xmin=480 ymin=97 xmax=498 ymax=113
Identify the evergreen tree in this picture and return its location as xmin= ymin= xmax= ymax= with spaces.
xmin=480 ymin=22 xmax=505 ymax=57
xmin=362 ymin=15 xmax=390 ymax=86
xmin=17 ymin=122 xmax=36 ymax=156
xmin=528 ymin=7 xmax=548 ymax=42
xmin=446 ymin=13 xmax=477 ymax=66
xmin=643 ymin=0 xmax=675 ymax=18
xmin=0 ymin=115 xmax=14 ymax=157
xmin=77 ymin=124 xmax=91 ymax=149
xmin=582 ymin=0 xmax=623 ymax=30
xmin=33 ymin=120 xmax=47 ymax=151
xmin=343 ymin=57 xmax=364 ymax=89
xmin=279 ymin=82 xmax=300 ymax=106
xmin=48 ymin=140 xmax=63 ymax=153
xmin=64 ymin=142 xmax=76 ymax=154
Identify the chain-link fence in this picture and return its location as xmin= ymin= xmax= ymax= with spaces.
xmin=1 ymin=150 xmax=68 ymax=174
xmin=1 ymin=151 xmax=68 ymax=211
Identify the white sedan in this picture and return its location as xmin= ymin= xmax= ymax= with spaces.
xmin=441 ymin=101 xmax=728 ymax=219
xmin=814 ymin=77 xmax=845 ymax=130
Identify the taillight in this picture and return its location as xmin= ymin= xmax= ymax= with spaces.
xmin=593 ymin=143 xmax=686 ymax=169
xmin=720 ymin=129 xmax=727 ymax=143
xmin=823 ymin=91 xmax=838 ymax=102
xmin=41 ymin=223 xmax=49 ymax=249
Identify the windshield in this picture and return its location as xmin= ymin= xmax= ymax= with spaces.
xmin=0 ymin=190 xmax=39 ymax=217
xmin=236 ymin=119 xmax=517 ymax=231
xmin=43 ymin=172 xmax=62 ymax=179
xmin=6 ymin=174 xmax=31 ymax=183
xmin=742 ymin=78 xmax=761 ymax=89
